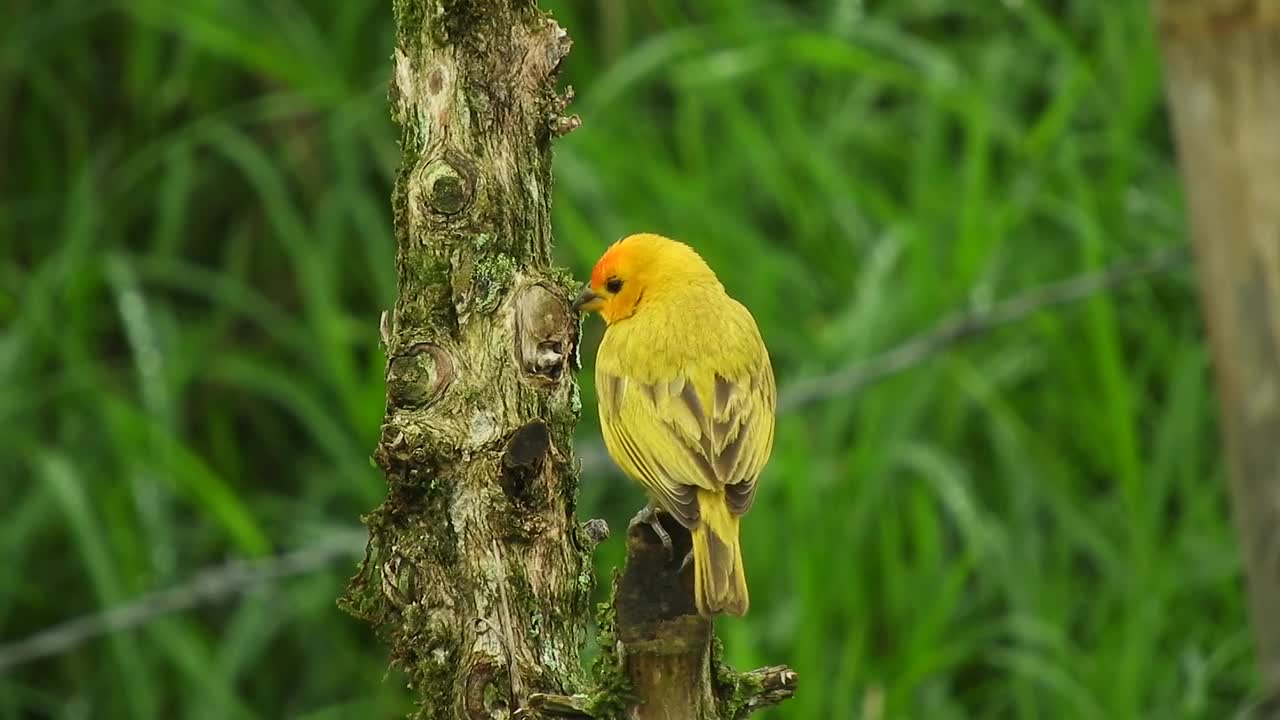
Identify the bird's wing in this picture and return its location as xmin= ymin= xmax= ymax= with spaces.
xmin=597 ymin=341 xmax=775 ymax=525
xmin=714 ymin=355 xmax=775 ymax=516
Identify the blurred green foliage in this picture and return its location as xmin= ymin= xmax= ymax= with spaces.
xmin=0 ymin=0 xmax=1258 ymax=718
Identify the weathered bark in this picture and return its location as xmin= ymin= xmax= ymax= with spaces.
xmin=339 ymin=1 xmax=590 ymax=717
xmin=1153 ymin=0 xmax=1280 ymax=709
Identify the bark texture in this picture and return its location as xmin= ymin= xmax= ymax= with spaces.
xmin=340 ymin=1 xmax=590 ymax=717
xmin=1154 ymin=0 xmax=1280 ymax=709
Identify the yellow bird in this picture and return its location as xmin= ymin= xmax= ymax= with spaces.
xmin=573 ymin=233 xmax=776 ymax=617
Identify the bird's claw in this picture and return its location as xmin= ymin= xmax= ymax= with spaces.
xmin=678 ymin=548 xmax=694 ymax=574
xmin=628 ymin=505 xmax=673 ymax=560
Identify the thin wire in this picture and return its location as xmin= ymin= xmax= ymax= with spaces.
xmin=778 ymin=243 xmax=1190 ymax=411
xmin=0 ymin=532 xmax=365 ymax=674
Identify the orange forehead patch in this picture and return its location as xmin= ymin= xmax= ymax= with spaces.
xmin=589 ymin=242 xmax=625 ymax=288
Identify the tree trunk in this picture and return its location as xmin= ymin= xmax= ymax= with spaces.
xmin=1153 ymin=0 xmax=1280 ymax=709
xmin=339 ymin=1 xmax=591 ymax=717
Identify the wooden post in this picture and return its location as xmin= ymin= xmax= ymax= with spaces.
xmin=1153 ymin=0 xmax=1280 ymax=708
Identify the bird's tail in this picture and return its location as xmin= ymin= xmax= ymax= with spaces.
xmin=692 ymin=489 xmax=748 ymax=617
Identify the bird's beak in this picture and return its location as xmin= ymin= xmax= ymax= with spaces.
xmin=571 ymin=286 xmax=604 ymax=313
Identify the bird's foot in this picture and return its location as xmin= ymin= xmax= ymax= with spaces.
xmin=628 ymin=505 xmax=673 ymax=560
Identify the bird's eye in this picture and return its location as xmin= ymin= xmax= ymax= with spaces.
xmin=606 ymin=277 xmax=623 ymax=293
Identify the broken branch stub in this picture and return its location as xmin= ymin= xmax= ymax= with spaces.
xmin=605 ymin=514 xmax=797 ymax=719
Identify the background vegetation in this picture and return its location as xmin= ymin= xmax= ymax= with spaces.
xmin=0 ymin=0 xmax=1259 ymax=717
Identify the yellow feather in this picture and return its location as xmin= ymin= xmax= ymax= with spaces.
xmin=693 ymin=489 xmax=748 ymax=616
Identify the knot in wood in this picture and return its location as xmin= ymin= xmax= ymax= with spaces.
xmin=514 ymin=283 xmax=575 ymax=384
xmin=464 ymin=660 xmax=511 ymax=720
xmin=502 ymin=421 xmax=551 ymax=508
xmin=503 ymin=420 xmax=550 ymax=472
xmin=425 ymin=160 xmax=472 ymax=215
xmin=582 ymin=518 xmax=610 ymax=545
xmin=386 ymin=343 xmax=453 ymax=408
xmin=374 ymin=426 xmax=409 ymax=473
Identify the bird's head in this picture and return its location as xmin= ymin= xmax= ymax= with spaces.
xmin=572 ymin=233 xmax=719 ymax=324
